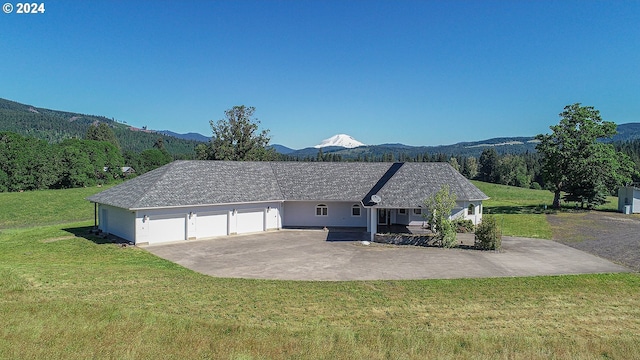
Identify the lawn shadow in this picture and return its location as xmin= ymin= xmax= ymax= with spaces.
xmin=485 ymin=205 xmax=556 ymax=215
xmin=62 ymin=225 xmax=131 ymax=245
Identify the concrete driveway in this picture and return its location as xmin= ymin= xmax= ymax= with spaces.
xmin=144 ymin=229 xmax=630 ymax=281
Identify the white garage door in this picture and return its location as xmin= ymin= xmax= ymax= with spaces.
xmin=237 ymin=209 xmax=264 ymax=234
xmin=196 ymin=212 xmax=227 ymax=239
xmin=149 ymin=215 xmax=186 ymax=244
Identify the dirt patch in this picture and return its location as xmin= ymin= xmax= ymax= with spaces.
xmin=547 ymin=212 xmax=640 ymax=271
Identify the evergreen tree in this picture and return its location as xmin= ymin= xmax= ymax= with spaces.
xmin=462 ymin=157 xmax=478 ymax=179
xmin=478 ymin=148 xmax=498 ymax=183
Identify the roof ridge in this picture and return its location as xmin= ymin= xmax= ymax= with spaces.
xmin=268 ymin=162 xmax=286 ymax=199
xmin=361 ymin=162 xmax=404 ymax=206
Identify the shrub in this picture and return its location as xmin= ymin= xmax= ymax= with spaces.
xmin=452 ymin=218 xmax=474 ymax=233
xmin=439 ymin=219 xmax=458 ymax=248
xmin=475 ymin=215 xmax=502 ymax=250
xmin=423 ymin=185 xmax=458 ymax=248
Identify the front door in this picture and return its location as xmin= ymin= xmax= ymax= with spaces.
xmin=377 ymin=209 xmax=388 ymax=225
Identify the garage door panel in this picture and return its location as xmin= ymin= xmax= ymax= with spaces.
xmin=237 ymin=210 xmax=264 ymax=234
xmin=197 ymin=212 xmax=227 ymax=238
xmin=149 ymin=215 xmax=186 ymax=244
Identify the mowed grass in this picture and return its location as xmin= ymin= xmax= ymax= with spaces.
xmin=1 ymin=186 xmax=639 ymax=359
xmin=472 ymin=181 xmax=619 ymax=239
xmin=473 ymin=181 xmax=555 ymax=238
xmin=0 ymin=185 xmax=114 ymax=229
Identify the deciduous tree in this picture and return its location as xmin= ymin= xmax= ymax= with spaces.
xmin=205 ymin=106 xmax=274 ymax=161
xmin=423 ymin=185 xmax=458 ymax=248
xmin=536 ymin=103 xmax=636 ymax=208
xmin=86 ymin=123 xmax=120 ymax=150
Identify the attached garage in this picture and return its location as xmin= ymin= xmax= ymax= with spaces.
xmin=147 ymin=214 xmax=186 ymax=244
xmin=236 ymin=209 xmax=265 ymax=234
xmin=196 ymin=211 xmax=228 ymax=239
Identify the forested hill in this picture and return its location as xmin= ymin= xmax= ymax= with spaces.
xmin=0 ymin=98 xmax=202 ymax=156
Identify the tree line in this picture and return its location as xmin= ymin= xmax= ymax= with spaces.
xmin=3 ymin=103 xmax=640 ymax=210
xmin=0 ymin=102 xmax=201 ymax=157
xmin=0 ymin=123 xmax=174 ymax=192
xmin=198 ymin=104 xmax=639 ymax=209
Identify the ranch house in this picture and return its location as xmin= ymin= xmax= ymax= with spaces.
xmin=87 ymin=161 xmax=489 ymax=245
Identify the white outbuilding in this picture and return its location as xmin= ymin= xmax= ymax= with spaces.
xmin=618 ymin=184 xmax=640 ymax=214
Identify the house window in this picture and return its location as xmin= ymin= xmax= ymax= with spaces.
xmin=316 ymin=204 xmax=328 ymax=216
xmin=413 ymin=208 xmax=421 ymax=215
xmin=468 ymin=204 xmax=475 ymax=215
xmin=399 ymin=209 xmax=406 ymax=215
xmin=351 ymin=204 xmax=361 ymax=216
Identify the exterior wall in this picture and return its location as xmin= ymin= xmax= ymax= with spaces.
xmin=391 ymin=208 xmax=427 ymax=226
xmin=387 ymin=201 xmax=483 ymax=227
xmin=282 ymin=201 xmax=366 ymax=228
xmin=456 ymin=201 xmax=483 ymax=225
xmin=100 ymin=198 xmax=483 ymax=245
xmin=98 ymin=204 xmax=135 ymax=242
xmin=132 ymin=202 xmax=282 ymax=245
xmin=618 ymin=187 xmax=640 ymax=214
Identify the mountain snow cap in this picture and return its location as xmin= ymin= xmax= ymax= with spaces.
xmin=314 ymin=134 xmax=365 ymax=148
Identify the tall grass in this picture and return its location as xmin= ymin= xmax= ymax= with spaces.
xmin=1 ymin=222 xmax=639 ymax=359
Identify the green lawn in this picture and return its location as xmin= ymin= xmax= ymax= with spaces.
xmin=1 ymin=186 xmax=639 ymax=359
xmin=0 ymin=185 xmax=113 ymax=229
xmin=472 ymin=181 xmax=619 ymax=239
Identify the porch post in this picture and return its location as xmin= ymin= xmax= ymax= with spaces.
xmin=369 ymin=208 xmax=377 ymax=241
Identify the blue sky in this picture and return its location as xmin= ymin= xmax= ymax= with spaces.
xmin=1 ymin=0 xmax=638 ymax=149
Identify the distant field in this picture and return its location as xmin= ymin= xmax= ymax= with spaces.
xmin=472 ymin=181 xmax=619 ymax=238
xmin=473 ymin=181 xmax=556 ymax=209
xmin=1 ymin=185 xmax=638 ymax=359
xmin=0 ymin=185 xmax=111 ymax=229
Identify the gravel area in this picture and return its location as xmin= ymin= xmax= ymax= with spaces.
xmin=547 ymin=211 xmax=640 ymax=271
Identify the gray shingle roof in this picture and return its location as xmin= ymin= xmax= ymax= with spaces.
xmin=87 ymin=160 xmax=488 ymax=210
xmin=87 ymin=161 xmax=283 ymax=209
xmin=270 ymin=162 xmax=392 ymax=201
xmin=365 ymin=162 xmax=489 ymax=208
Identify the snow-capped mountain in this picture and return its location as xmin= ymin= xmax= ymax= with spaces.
xmin=314 ymin=134 xmax=365 ymax=149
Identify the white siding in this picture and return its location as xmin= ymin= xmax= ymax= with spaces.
xmin=282 ymin=201 xmax=367 ymax=227
xmin=407 ymin=208 xmax=426 ymax=226
xmin=98 ymin=205 xmax=135 ymax=242
xmin=458 ymin=201 xmax=483 ymax=225
xmin=388 ymin=208 xmax=425 ymax=226
xmin=381 ymin=201 xmax=483 ymax=227
xmin=618 ymin=187 xmax=640 ymax=214
xmin=265 ymin=206 xmax=280 ymax=230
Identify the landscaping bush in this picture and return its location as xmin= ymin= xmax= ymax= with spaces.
xmin=452 ymin=218 xmax=474 ymax=233
xmin=439 ymin=219 xmax=458 ymax=248
xmin=475 ymin=215 xmax=502 ymax=250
